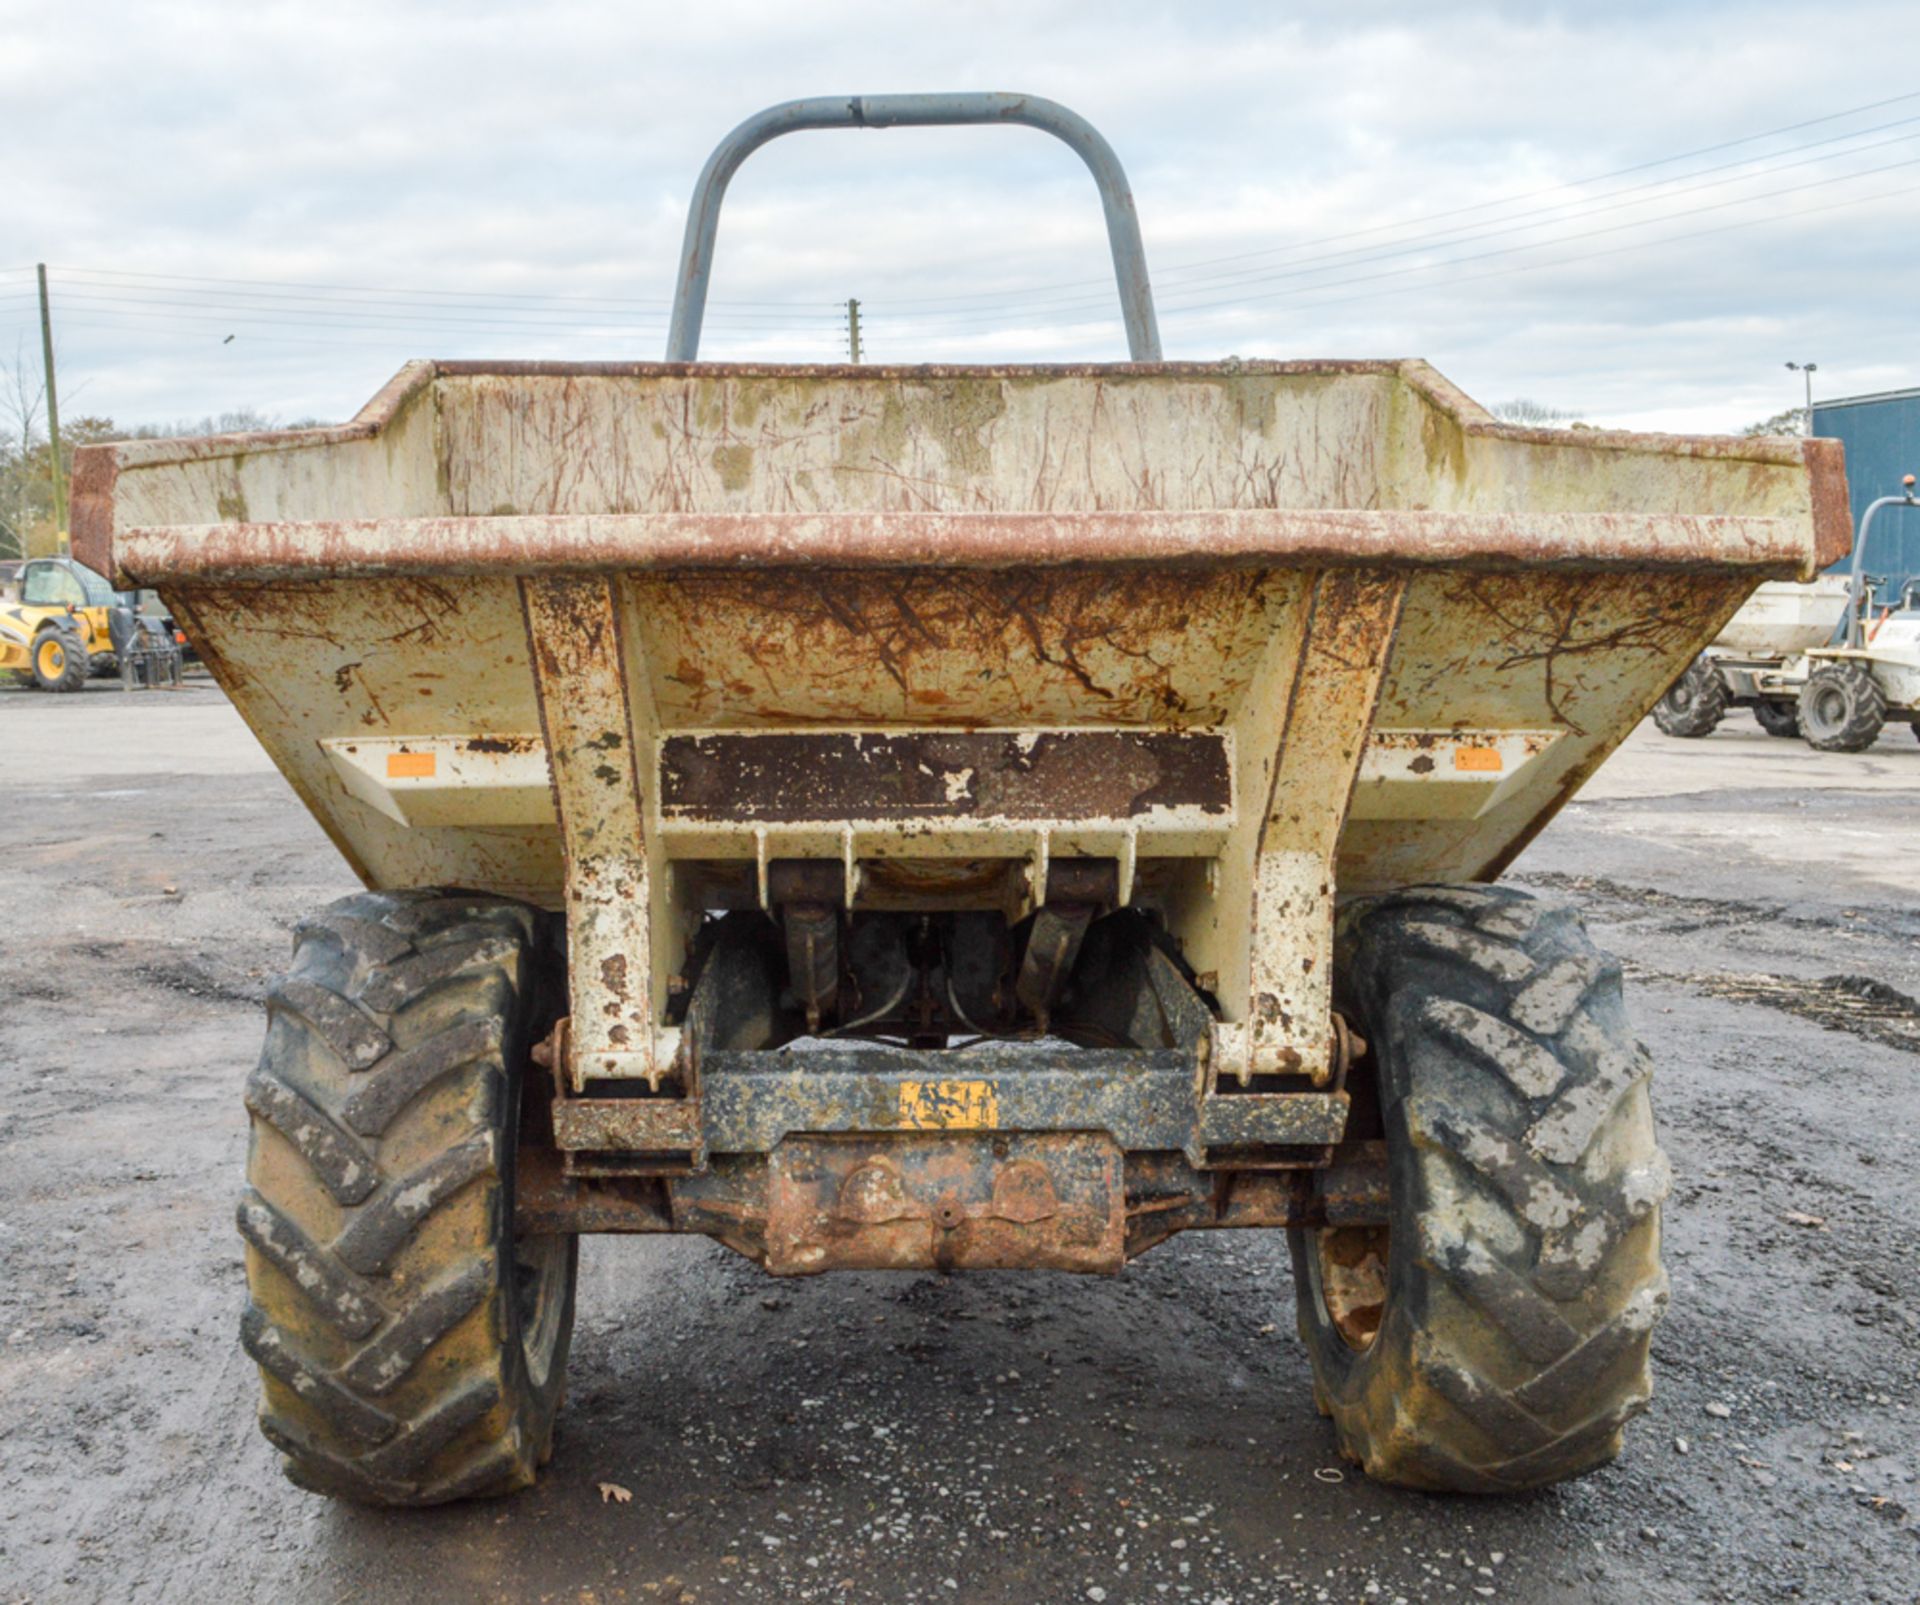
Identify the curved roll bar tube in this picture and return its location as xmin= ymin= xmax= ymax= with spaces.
xmin=666 ymin=92 xmax=1163 ymax=362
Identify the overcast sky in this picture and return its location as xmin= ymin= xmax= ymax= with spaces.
xmin=4 ymin=0 xmax=1918 ymax=435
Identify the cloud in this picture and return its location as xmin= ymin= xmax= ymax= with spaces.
xmin=4 ymin=0 xmax=1916 ymax=432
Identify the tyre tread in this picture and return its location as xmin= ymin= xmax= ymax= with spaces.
xmin=1300 ymin=884 xmax=1671 ymax=1491
xmin=240 ymin=890 xmax=571 ymax=1506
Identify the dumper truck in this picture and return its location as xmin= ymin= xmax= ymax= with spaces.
xmin=1657 ymin=477 xmax=1919 ymax=750
xmin=70 ymin=94 xmax=1849 ymax=1505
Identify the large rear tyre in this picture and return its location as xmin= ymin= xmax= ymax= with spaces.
xmin=1290 ymin=885 xmax=1670 ymax=1492
xmin=1652 ymin=657 xmax=1726 ymax=737
xmin=1798 ymin=661 xmax=1884 ymax=752
xmin=240 ymin=889 xmax=576 ymax=1505
xmin=1752 ymin=700 xmax=1799 ymax=739
xmin=30 ymin=622 xmax=87 ymax=692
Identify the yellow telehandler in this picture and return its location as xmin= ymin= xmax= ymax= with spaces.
xmin=0 ymin=554 xmax=183 ymax=690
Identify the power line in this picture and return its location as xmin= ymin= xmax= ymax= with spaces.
xmin=1118 ymin=119 xmax=1920 ymax=302
xmin=849 ymin=174 xmax=1920 ymax=351
xmin=20 ymin=90 xmax=1919 ymax=378
xmin=57 ymin=101 xmax=1888 ymax=341
xmin=871 ymin=118 xmax=1920 ymax=319
xmin=1159 ymin=153 xmax=1920 ymax=316
xmin=6 ymin=311 xmax=850 ymax=355
xmin=37 ymin=87 xmax=1920 ymax=328
xmin=870 ymin=87 xmax=1920 ymax=307
xmin=851 ymin=157 xmax=1913 ymax=357
xmin=37 ymin=288 xmax=835 ymax=332
xmin=870 ymin=150 xmax=1920 ymax=331
xmin=1154 ymin=176 xmax=1920 ymax=327
xmin=1146 ymin=91 xmax=1920 ymax=276
xmin=52 ymin=264 xmax=824 ymax=313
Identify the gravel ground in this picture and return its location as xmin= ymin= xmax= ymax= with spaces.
xmin=0 ymin=679 xmax=1915 ymax=1604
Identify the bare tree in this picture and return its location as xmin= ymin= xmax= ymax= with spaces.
xmin=1740 ymin=406 xmax=1807 ymax=438
xmin=0 ymin=342 xmax=50 ymax=560
xmin=1491 ymin=397 xmax=1582 ymax=427
xmin=126 ymin=407 xmax=282 ymax=440
xmin=0 ymin=388 xmax=335 ymax=558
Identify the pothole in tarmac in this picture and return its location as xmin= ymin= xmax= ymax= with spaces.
xmin=1628 ymin=962 xmax=1920 ymax=1053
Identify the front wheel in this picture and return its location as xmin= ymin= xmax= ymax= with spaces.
xmin=30 ymin=623 xmax=87 ymax=692
xmin=1652 ymin=657 xmax=1726 ymax=737
xmin=240 ymin=889 xmax=576 ymax=1505
xmin=1291 ymin=886 xmax=1670 ymax=1492
xmin=1799 ymin=661 xmax=1885 ymax=752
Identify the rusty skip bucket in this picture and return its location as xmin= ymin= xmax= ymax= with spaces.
xmin=71 ymin=93 xmax=1852 ymax=1501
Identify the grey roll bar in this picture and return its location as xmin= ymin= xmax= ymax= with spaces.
xmin=1844 ymin=473 xmax=1918 ymax=647
xmin=666 ymin=93 xmax=1162 ymax=362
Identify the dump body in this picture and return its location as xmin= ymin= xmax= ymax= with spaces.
xmin=74 ymin=357 xmax=1845 ymax=1264
xmin=1710 ymin=575 xmax=1853 ymax=657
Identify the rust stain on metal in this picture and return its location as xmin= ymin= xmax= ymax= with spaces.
xmin=639 ymin=566 xmax=1275 ymax=730
xmin=765 ymin=1134 xmax=1124 ymax=1274
xmin=1802 ymin=435 xmax=1854 ymax=572
xmin=660 ymin=729 xmax=1230 ymax=821
xmin=66 ymin=443 xmax=121 ymax=580
xmin=115 ymin=507 xmax=1820 ymax=588
xmin=552 ymin=1096 xmax=699 ymax=1154
xmin=1233 ymin=568 xmax=1407 ymax=1084
xmin=521 ymin=574 xmax=660 ymax=1086
xmin=895 ymin=1078 xmax=1000 ymax=1130
xmin=515 ymin=1143 xmax=673 ymax=1235
xmin=1437 ymin=570 xmax=1720 ymax=737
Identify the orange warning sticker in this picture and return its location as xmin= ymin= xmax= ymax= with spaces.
xmin=1454 ymin=746 xmax=1503 ymax=773
xmin=386 ymin=750 xmax=437 ymax=779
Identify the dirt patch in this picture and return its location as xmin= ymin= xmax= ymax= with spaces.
xmin=1628 ymin=963 xmax=1920 ymax=1054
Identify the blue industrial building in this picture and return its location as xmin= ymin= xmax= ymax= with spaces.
xmin=1811 ymin=387 xmax=1920 ymax=597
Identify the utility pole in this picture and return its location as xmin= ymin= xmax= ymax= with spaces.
xmin=37 ymin=264 xmax=66 ymax=549
xmin=845 ymin=298 xmax=863 ymax=365
xmin=1785 ymin=360 xmax=1817 ymax=434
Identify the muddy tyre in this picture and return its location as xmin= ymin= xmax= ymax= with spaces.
xmin=1798 ymin=661 xmax=1884 ymax=752
xmin=1752 ymin=700 xmax=1799 ymax=738
xmin=1651 ymin=656 xmax=1726 ymax=737
xmin=30 ymin=621 xmax=87 ymax=692
xmin=240 ymin=889 xmax=576 ymax=1505
xmin=1290 ymin=885 xmax=1670 ymax=1492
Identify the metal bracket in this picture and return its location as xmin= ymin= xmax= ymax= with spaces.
xmin=1215 ymin=569 xmax=1407 ymax=1085
xmin=770 ymin=860 xmax=846 ymax=1032
xmin=520 ymin=575 xmax=664 ymax=1087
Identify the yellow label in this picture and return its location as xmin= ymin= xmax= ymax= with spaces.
xmin=1454 ymin=745 xmax=1503 ymax=773
xmin=897 ymin=1079 xmax=999 ymax=1130
xmin=386 ymin=750 xmax=437 ymax=779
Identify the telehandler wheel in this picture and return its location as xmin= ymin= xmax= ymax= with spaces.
xmin=1290 ymin=885 xmax=1670 ymax=1493
xmin=30 ymin=622 xmax=87 ymax=692
xmin=240 ymin=889 xmax=577 ymax=1506
xmin=1651 ymin=656 xmax=1726 ymax=737
xmin=1752 ymin=700 xmax=1800 ymax=739
xmin=1798 ymin=661 xmax=1885 ymax=753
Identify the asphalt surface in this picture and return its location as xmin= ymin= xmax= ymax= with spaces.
xmin=1 ymin=677 xmax=1916 ymax=1605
